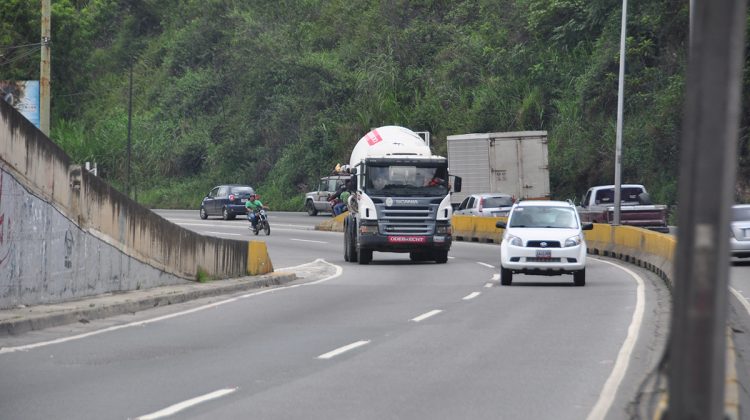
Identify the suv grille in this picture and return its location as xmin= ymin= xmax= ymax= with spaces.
xmin=526 ymin=240 xmax=561 ymax=248
xmin=380 ymin=206 xmax=433 ymax=235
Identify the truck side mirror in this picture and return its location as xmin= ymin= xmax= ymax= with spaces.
xmin=350 ymin=174 xmax=357 ymax=188
xmin=453 ymin=176 xmax=462 ymax=193
xmin=638 ymin=192 xmax=652 ymax=205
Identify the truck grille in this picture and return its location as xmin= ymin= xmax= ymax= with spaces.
xmin=380 ymin=206 xmax=433 ymax=235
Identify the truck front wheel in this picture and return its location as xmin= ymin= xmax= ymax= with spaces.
xmin=306 ymin=200 xmax=318 ymax=216
xmin=357 ymin=247 xmax=372 ymax=265
xmin=432 ymin=250 xmax=448 ymax=264
xmin=344 ymin=220 xmax=357 ymax=262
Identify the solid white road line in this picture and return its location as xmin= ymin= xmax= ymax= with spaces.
xmin=411 ymin=309 xmax=443 ymax=322
xmin=317 ymin=340 xmax=371 ymax=360
xmin=462 ymin=292 xmax=481 ymax=301
xmin=585 ymin=258 xmax=646 ymax=420
xmin=477 ymin=262 xmax=495 ymax=268
xmin=137 ymin=387 xmax=237 ymax=419
xmin=205 ymin=231 xmax=241 ymax=236
xmin=290 ymin=238 xmax=328 ymax=244
xmin=0 ymin=259 xmax=342 ymax=355
xmin=730 ymin=287 xmax=750 ymax=315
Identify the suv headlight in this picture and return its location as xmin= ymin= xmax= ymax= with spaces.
xmin=564 ymin=234 xmax=583 ymax=247
xmin=506 ymin=234 xmax=522 ymax=247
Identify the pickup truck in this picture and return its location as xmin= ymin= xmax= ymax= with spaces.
xmin=304 ymin=174 xmax=350 ymax=215
xmin=576 ymin=184 xmax=670 ymax=233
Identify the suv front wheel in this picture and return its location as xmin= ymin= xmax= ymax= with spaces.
xmin=573 ymin=269 xmax=586 ymax=286
xmin=500 ymin=267 xmax=513 ymax=286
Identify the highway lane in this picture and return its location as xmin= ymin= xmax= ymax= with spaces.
xmin=0 ymin=211 xmax=670 ymax=419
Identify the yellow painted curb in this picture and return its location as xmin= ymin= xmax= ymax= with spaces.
xmin=315 ymin=212 xmax=348 ymax=232
xmin=247 ymin=241 xmax=274 ymax=275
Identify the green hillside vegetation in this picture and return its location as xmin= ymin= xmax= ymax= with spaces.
xmin=1 ymin=0 xmax=748 ymax=211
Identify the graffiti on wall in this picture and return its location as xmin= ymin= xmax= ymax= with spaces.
xmin=64 ymin=229 xmax=74 ymax=269
xmin=0 ymin=171 xmax=12 ymax=267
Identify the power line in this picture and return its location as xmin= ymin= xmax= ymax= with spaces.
xmin=0 ymin=42 xmax=43 ymax=50
xmin=0 ymin=46 xmax=40 ymax=67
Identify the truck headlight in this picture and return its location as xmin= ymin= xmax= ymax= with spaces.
xmin=436 ymin=225 xmax=452 ymax=234
xmin=564 ymin=234 xmax=582 ymax=247
xmin=506 ymin=234 xmax=522 ymax=247
xmin=359 ymin=222 xmax=379 ymax=235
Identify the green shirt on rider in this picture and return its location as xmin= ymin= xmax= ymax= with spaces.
xmin=245 ymin=197 xmax=264 ymax=212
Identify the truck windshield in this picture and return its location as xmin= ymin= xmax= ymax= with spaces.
xmin=365 ymin=164 xmax=449 ymax=197
xmin=594 ymin=187 xmax=645 ymax=205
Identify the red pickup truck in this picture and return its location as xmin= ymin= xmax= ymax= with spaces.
xmin=576 ymin=184 xmax=670 ymax=233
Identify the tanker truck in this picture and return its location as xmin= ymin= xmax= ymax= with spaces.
xmin=343 ymin=126 xmax=462 ymax=264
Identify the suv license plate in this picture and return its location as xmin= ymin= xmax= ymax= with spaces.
xmin=536 ymin=250 xmax=552 ymax=258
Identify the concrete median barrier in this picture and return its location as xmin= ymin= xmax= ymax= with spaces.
xmin=452 ymin=215 xmax=506 ymax=243
xmin=248 ymin=241 xmax=274 ymax=275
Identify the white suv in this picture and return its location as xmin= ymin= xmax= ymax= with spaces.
xmin=495 ymin=200 xmax=593 ymax=286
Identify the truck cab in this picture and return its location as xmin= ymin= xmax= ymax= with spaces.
xmin=577 ymin=184 xmax=669 ymax=233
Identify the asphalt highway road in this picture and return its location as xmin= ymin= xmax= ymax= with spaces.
xmin=0 ymin=210 xmax=676 ymax=419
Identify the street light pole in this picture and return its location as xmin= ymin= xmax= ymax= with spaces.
xmin=613 ymin=0 xmax=627 ymax=225
xmin=669 ymin=0 xmax=748 ymax=418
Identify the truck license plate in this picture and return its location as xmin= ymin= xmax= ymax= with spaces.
xmin=536 ymin=250 xmax=552 ymax=259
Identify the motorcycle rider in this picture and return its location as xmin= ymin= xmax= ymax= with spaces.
xmin=245 ymin=193 xmax=267 ymax=230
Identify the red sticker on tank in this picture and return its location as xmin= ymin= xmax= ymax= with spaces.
xmin=365 ymin=129 xmax=383 ymax=146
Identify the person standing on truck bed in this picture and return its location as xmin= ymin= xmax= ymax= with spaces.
xmin=333 ymin=181 xmax=352 ymax=216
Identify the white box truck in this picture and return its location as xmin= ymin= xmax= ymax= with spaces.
xmin=446 ymin=131 xmax=550 ymax=207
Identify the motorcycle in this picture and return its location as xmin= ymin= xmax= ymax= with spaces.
xmin=250 ymin=208 xmax=270 ymax=236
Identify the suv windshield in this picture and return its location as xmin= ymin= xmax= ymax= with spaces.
xmin=733 ymin=206 xmax=750 ymax=221
xmin=509 ymin=206 xmax=578 ymax=228
xmin=365 ymin=164 xmax=448 ymax=197
xmin=484 ymin=196 xmax=514 ymax=208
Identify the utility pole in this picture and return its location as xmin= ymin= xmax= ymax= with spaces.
xmin=669 ymin=0 xmax=747 ymax=419
xmin=613 ymin=0 xmax=627 ymax=226
xmin=40 ymin=0 xmax=51 ymax=136
xmin=126 ymin=61 xmax=133 ymax=198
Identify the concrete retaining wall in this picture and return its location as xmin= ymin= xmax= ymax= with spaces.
xmin=0 ymin=100 xmax=268 ymax=309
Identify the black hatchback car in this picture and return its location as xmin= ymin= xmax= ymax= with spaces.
xmin=200 ymin=184 xmax=255 ymax=220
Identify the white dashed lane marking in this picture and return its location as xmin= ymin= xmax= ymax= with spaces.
xmin=317 ymin=340 xmax=371 ymax=360
xmin=411 ymin=310 xmax=443 ymax=322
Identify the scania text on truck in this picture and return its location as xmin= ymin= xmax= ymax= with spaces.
xmin=447 ymin=131 xmax=549 ymax=208
xmin=343 ymin=126 xmax=461 ymax=264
